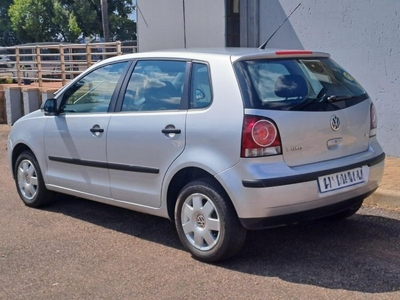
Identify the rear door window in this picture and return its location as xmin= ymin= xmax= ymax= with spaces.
xmin=121 ymin=60 xmax=186 ymax=111
xmin=235 ymin=58 xmax=368 ymax=111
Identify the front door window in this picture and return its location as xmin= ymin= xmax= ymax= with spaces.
xmin=61 ymin=62 xmax=129 ymax=113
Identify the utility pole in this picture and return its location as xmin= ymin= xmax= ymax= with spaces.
xmin=101 ymin=0 xmax=110 ymax=42
xmin=182 ymin=0 xmax=186 ymax=48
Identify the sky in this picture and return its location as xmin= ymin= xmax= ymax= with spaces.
xmin=131 ymin=0 xmax=137 ymax=21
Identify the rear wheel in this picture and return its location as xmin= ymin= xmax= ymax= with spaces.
xmin=174 ymin=179 xmax=247 ymax=262
xmin=14 ymin=151 xmax=54 ymax=208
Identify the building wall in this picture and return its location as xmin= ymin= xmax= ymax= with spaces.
xmin=259 ymin=0 xmax=400 ymax=157
xmin=137 ymin=0 xmax=225 ymax=52
xmin=137 ymin=0 xmax=399 ymax=157
xmin=185 ymin=1 xmax=226 ymax=47
xmin=137 ymin=0 xmax=185 ymax=51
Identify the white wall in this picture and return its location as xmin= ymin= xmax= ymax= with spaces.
xmin=184 ymin=1 xmax=225 ymax=47
xmin=137 ymin=0 xmax=225 ymax=52
xmin=136 ymin=0 xmax=185 ymax=51
xmin=137 ymin=0 xmax=400 ymax=156
xmin=260 ymin=0 xmax=400 ymax=157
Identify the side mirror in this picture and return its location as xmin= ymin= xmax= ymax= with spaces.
xmin=43 ymin=98 xmax=59 ymax=116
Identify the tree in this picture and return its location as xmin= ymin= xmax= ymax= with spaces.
xmin=0 ymin=0 xmax=19 ymax=46
xmin=9 ymin=0 xmax=57 ymax=43
xmin=8 ymin=0 xmax=136 ymax=44
xmin=107 ymin=0 xmax=136 ymax=41
xmin=60 ymin=0 xmax=101 ymax=39
xmin=53 ymin=0 xmax=81 ymax=42
xmin=56 ymin=0 xmax=136 ymax=41
xmin=110 ymin=15 xmax=136 ymax=41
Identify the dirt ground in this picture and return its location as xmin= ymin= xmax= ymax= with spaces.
xmin=1 ymin=124 xmax=400 ymax=299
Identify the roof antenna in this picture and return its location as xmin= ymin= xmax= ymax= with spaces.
xmin=259 ymin=3 xmax=302 ymax=50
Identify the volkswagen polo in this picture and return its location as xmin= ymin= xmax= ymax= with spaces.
xmin=7 ymin=48 xmax=385 ymax=262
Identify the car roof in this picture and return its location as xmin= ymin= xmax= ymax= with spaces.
xmin=99 ymin=47 xmax=330 ymax=66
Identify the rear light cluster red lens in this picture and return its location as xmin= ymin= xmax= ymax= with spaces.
xmin=370 ymin=103 xmax=378 ymax=137
xmin=241 ymin=115 xmax=282 ymax=157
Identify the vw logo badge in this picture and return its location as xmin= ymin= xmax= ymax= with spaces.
xmin=330 ymin=115 xmax=340 ymax=131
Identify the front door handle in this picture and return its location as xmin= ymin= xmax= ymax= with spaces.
xmin=90 ymin=127 xmax=104 ymax=133
xmin=90 ymin=125 xmax=104 ymax=136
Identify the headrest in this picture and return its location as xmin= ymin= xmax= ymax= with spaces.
xmin=275 ymin=75 xmax=308 ymax=98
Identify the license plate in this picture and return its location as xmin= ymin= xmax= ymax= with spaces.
xmin=318 ymin=167 xmax=365 ymax=193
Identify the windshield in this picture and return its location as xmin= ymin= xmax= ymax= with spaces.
xmin=234 ymin=57 xmax=368 ymax=111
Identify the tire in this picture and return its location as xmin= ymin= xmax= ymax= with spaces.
xmin=324 ymin=198 xmax=364 ymax=221
xmin=14 ymin=151 xmax=54 ymax=208
xmin=174 ymin=179 xmax=247 ymax=262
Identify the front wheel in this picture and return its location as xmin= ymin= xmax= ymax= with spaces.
xmin=14 ymin=151 xmax=54 ymax=208
xmin=174 ymin=179 xmax=247 ymax=262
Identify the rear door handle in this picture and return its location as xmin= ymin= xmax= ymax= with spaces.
xmin=162 ymin=128 xmax=181 ymax=134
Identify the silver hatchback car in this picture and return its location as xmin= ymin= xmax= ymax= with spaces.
xmin=7 ymin=48 xmax=385 ymax=262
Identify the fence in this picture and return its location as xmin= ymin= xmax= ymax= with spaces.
xmin=0 ymin=41 xmax=137 ymax=87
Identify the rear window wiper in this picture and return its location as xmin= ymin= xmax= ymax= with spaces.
xmin=289 ymin=94 xmax=354 ymax=111
xmin=326 ymin=95 xmax=355 ymax=102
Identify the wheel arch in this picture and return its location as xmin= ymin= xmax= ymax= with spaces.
xmin=166 ymin=167 xmax=233 ymax=221
xmin=11 ymin=143 xmax=35 ymax=176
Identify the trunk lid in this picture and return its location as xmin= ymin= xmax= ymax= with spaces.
xmin=235 ymin=55 xmax=372 ymax=166
xmin=263 ymin=101 xmax=370 ymax=167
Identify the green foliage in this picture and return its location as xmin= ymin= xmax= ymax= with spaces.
xmin=60 ymin=0 xmax=101 ymax=38
xmin=9 ymin=0 xmax=57 ymax=43
xmin=6 ymin=0 xmax=136 ymax=44
xmin=0 ymin=0 xmax=19 ymax=45
xmin=110 ymin=14 xmax=137 ymax=41
xmin=0 ymin=77 xmax=13 ymax=84
xmin=52 ymin=0 xmax=81 ymax=42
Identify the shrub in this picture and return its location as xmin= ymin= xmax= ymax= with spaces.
xmin=0 ymin=77 xmax=13 ymax=84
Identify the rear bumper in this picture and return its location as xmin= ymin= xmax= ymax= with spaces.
xmin=242 ymin=152 xmax=385 ymax=188
xmin=239 ymin=189 xmax=375 ymax=230
xmin=216 ymin=151 xmax=385 ymax=229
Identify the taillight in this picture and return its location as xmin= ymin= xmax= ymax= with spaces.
xmin=370 ymin=103 xmax=377 ymax=137
xmin=241 ymin=115 xmax=282 ymax=157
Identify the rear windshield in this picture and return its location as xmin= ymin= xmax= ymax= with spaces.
xmin=234 ymin=57 xmax=368 ymax=111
